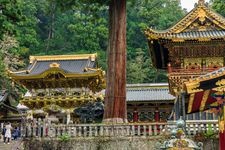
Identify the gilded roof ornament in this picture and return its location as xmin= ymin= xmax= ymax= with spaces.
xmin=198 ymin=9 xmax=206 ymax=23
xmin=198 ymin=0 xmax=205 ymax=5
xmin=49 ymin=62 xmax=60 ymax=68
xmin=145 ymin=0 xmax=225 ymax=41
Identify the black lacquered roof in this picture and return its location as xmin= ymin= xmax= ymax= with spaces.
xmin=12 ymin=54 xmax=98 ymax=76
xmin=20 ymin=59 xmax=96 ymax=76
xmin=155 ymin=30 xmax=225 ymax=40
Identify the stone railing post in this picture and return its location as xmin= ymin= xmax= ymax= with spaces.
xmin=94 ymin=126 xmax=98 ymax=136
xmin=131 ymin=125 xmax=135 ymax=136
xmin=73 ymin=126 xmax=77 ymax=137
xmin=186 ymin=124 xmax=191 ymax=136
xmin=193 ymin=123 xmax=197 ymax=135
xmin=104 ymin=126 xmax=109 ymax=136
xmin=198 ymin=123 xmax=202 ymax=133
xmin=143 ymin=125 xmax=146 ymax=136
xmin=137 ymin=125 xmax=141 ymax=136
xmin=67 ymin=126 xmax=71 ymax=137
xmin=78 ymin=126 xmax=82 ymax=137
xmin=148 ymin=125 xmax=152 ymax=136
xmin=159 ymin=125 xmax=163 ymax=135
xmin=84 ymin=126 xmax=87 ymax=137
xmin=126 ymin=126 xmax=130 ymax=136
xmin=214 ymin=123 xmax=218 ymax=132
xmin=119 ymin=126 xmax=123 ymax=136
xmin=99 ymin=126 xmax=103 ymax=136
xmin=153 ymin=124 xmax=157 ymax=135
xmin=89 ymin=126 xmax=92 ymax=137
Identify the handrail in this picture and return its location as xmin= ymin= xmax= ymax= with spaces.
xmin=20 ymin=121 xmax=218 ymax=138
xmin=169 ymin=67 xmax=219 ymax=74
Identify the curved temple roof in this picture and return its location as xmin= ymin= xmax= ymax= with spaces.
xmin=8 ymin=53 xmax=106 ymax=91
xmin=8 ymin=53 xmax=104 ymax=79
xmin=145 ymin=1 xmax=225 ymax=42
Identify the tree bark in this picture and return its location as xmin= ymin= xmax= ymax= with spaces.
xmin=103 ymin=0 xmax=127 ymax=123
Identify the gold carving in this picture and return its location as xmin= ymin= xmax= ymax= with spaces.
xmin=184 ymin=58 xmax=202 ymax=69
xmin=215 ymin=79 xmax=225 ymax=92
xmin=206 ymin=57 xmax=223 ymax=68
xmin=30 ymin=53 xmax=97 ymax=63
xmin=49 ymin=62 xmax=60 ymax=68
xmin=188 ymin=93 xmax=195 ymax=113
xmin=198 ymin=9 xmax=206 ymax=23
xmin=185 ymin=81 xmax=202 ymax=94
xmin=200 ymin=90 xmax=210 ymax=111
xmin=219 ymin=120 xmax=225 ymax=133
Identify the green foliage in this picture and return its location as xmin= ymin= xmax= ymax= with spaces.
xmin=211 ymin=0 xmax=225 ymax=17
xmin=6 ymin=0 xmax=225 ymax=86
xmin=0 ymin=35 xmax=20 ymax=89
xmin=194 ymin=124 xmax=218 ymax=142
xmin=58 ymin=133 xmax=71 ymax=142
xmin=0 ymin=0 xmax=24 ymax=38
xmin=0 ymin=0 xmax=186 ymax=85
xmin=204 ymin=123 xmax=218 ymax=139
xmin=126 ymin=0 xmax=184 ymax=83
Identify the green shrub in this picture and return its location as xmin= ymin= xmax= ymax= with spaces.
xmin=58 ymin=133 xmax=71 ymax=142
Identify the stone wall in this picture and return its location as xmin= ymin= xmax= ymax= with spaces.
xmin=23 ymin=136 xmax=219 ymax=150
xmin=23 ymin=136 xmax=164 ymax=150
xmin=202 ymin=139 xmax=219 ymax=150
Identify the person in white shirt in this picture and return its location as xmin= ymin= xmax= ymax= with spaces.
xmin=5 ymin=122 xmax=12 ymax=144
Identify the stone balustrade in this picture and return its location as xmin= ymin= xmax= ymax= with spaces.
xmin=17 ymin=120 xmax=218 ymax=138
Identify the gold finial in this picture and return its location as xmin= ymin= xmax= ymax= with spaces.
xmin=198 ymin=0 xmax=205 ymax=5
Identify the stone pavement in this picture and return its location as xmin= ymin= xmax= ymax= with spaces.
xmin=0 ymin=139 xmax=23 ymax=150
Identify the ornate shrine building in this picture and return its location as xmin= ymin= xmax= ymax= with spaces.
xmin=8 ymin=53 xmax=105 ymax=124
xmin=146 ymin=0 xmax=225 ymax=149
xmin=126 ymin=83 xmax=217 ymax=123
xmin=145 ymin=0 xmax=225 ymax=96
xmin=126 ymin=83 xmax=174 ymax=122
xmin=0 ymin=90 xmax=20 ymax=122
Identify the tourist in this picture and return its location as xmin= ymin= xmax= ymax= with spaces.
xmin=1 ymin=125 xmax=6 ymax=144
xmin=12 ymin=127 xmax=19 ymax=140
xmin=5 ymin=122 xmax=12 ymax=144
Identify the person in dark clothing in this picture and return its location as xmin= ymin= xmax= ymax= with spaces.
xmin=1 ymin=126 xmax=6 ymax=144
xmin=12 ymin=127 xmax=19 ymax=140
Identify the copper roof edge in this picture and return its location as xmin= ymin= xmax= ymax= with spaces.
xmin=126 ymin=83 xmax=169 ymax=87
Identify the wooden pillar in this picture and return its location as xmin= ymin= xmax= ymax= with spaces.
xmin=167 ymin=63 xmax=172 ymax=73
xmin=154 ymin=107 xmax=160 ymax=122
xmin=103 ymin=0 xmax=127 ymax=123
xmin=220 ymin=132 xmax=225 ymax=150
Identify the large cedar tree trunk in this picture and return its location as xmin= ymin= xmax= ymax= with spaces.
xmin=103 ymin=0 xmax=127 ymax=123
